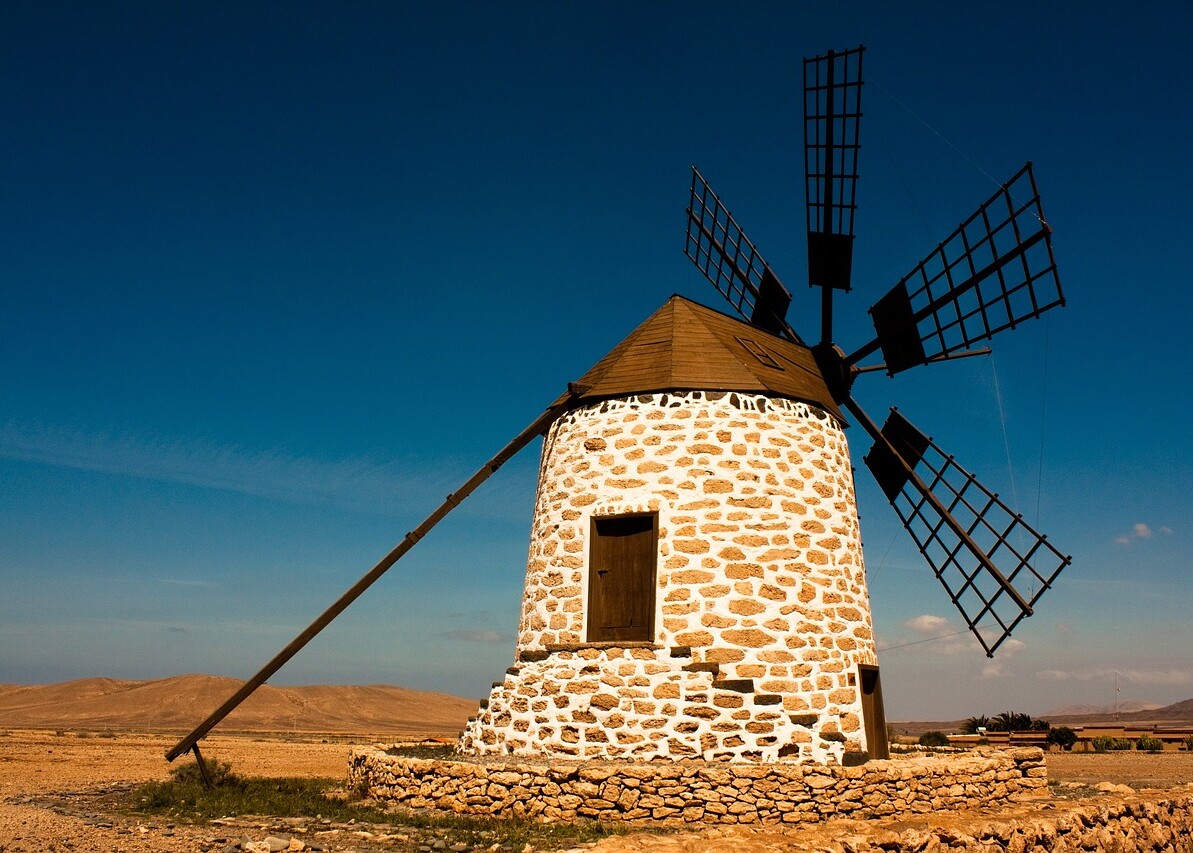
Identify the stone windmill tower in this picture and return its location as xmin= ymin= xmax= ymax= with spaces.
xmin=460 ymin=45 xmax=1071 ymax=764
xmin=460 ymin=296 xmax=884 ymax=764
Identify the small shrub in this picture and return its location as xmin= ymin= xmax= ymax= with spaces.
xmin=1184 ymin=735 xmax=1193 ymax=752
xmin=1137 ymin=735 xmax=1164 ymax=753
xmin=1046 ymin=726 xmax=1077 ymax=751
xmin=918 ymin=730 xmax=950 ymax=747
xmin=168 ymin=757 xmax=236 ymax=787
xmin=1092 ymin=736 xmax=1133 ymax=752
xmin=76 ymin=731 xmax=91 ymax=739
xmin=97 ymin=730 xmax=117 ymax=739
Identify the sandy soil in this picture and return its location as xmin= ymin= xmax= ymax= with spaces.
xmin=1047 ymin=750 xmax=1193 ymax=790
xmin=2 ymin=729 xmax=1192 ymax=852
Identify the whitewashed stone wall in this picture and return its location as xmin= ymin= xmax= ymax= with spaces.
xmin=460 ymin=391 xmax=877 ymax=764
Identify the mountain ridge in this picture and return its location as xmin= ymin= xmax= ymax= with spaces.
xmin=1043 ymin=699 xmax=1161 ymax=716
xmin=0 ymin=674 xmax=476 ymax=736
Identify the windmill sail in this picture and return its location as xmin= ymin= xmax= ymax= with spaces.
xmin=863 ymin=408 xmax=1070 ymax=656
xmin=804 ymin=45 xmax=864 ymax=292
xmin=689 ymin=46 xmax=1070 ymax=661
xmin=854 ymin=163 xmax=1064 ymax=375
xmin=685 ymin=167 xmax=797 ymax=341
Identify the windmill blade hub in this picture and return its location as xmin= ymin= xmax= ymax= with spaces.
xmin=811 ymin=342 xmax=856 ymax=405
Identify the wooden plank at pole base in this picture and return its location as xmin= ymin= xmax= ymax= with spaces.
xmin=165 ymin=394 xmax=575 ymax=763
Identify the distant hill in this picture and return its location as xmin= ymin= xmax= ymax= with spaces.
xmin=1046 ymin=697 xmax=1193 ymax=728
xmin=1044 ymin=700 xmax=1161 ymax=716
xmin=0 ymin=674 xmax=477 ymax=736
xmin=891 ymin=696 xmax=1193 ymax=737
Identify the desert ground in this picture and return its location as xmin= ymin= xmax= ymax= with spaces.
xmin=3 ymin=728 xmax=1193 ymax=853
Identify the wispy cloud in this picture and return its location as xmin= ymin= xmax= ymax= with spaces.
xmin=1035 ymin=667 xmax=1192 ymax=686
xmin=904 ymin=614 xmax=951 ymax=634
xmin=0 ymin=420 xmax=464 ymax=517
xmin=884 ymin=616 xmax=1032 ymax=660
xmin=880 ymin=615 xmax=983 ymax=657
xmin=443 ymin=630 xmax=515 ymax=644
xmin=1115 ymin=521 xmax=1174 ymax=545
xmin=160 ymin=578 xmax=216 ymax=589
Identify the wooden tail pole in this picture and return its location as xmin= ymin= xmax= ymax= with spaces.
xmin=165 ymin=396 xmax=574 ymax=763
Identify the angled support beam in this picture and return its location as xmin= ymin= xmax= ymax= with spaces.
xmin=192 ymin=743 xmax=214 ymax=789
xmin=165 ymin=394 xmax=577 ymax=763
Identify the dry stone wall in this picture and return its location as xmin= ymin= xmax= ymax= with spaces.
xmin=790 ymin=794 xmax=1193 ymax=853
xmin=348 ymin=748 xmax=1048 ymax=825
xmin=460 ymin=391 xmax=878 ymax=764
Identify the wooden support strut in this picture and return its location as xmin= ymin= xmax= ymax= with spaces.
xmin=191 ymin=743 xmax=214 ymax=789
xmin=165 ymin=394 xmax=577 ymax=764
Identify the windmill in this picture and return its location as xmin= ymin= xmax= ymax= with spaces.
xmin=684 ymin=45 xmax=1069 ymax=660
xmin=168 ymin=45 xmax=1070 ymax=776
xmin=459 ymin=45 xmax=1069 ymax=764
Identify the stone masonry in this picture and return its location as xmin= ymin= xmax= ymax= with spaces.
xmin=349 ymin=747 xmax=1049 ymax=825
xmin=459 ymin=390 xmax=878 ymax=764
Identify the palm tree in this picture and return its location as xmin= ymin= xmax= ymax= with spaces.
xmin=961 ymin=715 xmax=989 ymax=734
xmin=990 ymin=711 xmax=1034 ymax=732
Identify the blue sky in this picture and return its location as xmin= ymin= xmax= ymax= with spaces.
xmin=1 ymin=3 xmax=1189 ymax=721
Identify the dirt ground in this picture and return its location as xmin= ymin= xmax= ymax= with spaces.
xmin=2 ymin=729 xmax=1191 ymax=852
xmin=0 ymin=728 xmax=360 ymax=852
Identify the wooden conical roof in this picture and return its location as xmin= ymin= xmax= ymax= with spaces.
xmin=558 ymin=296 xmax=842 ymax=421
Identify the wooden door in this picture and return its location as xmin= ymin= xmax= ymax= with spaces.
xmin=587 ymin=514 xmax=657 ymax=642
